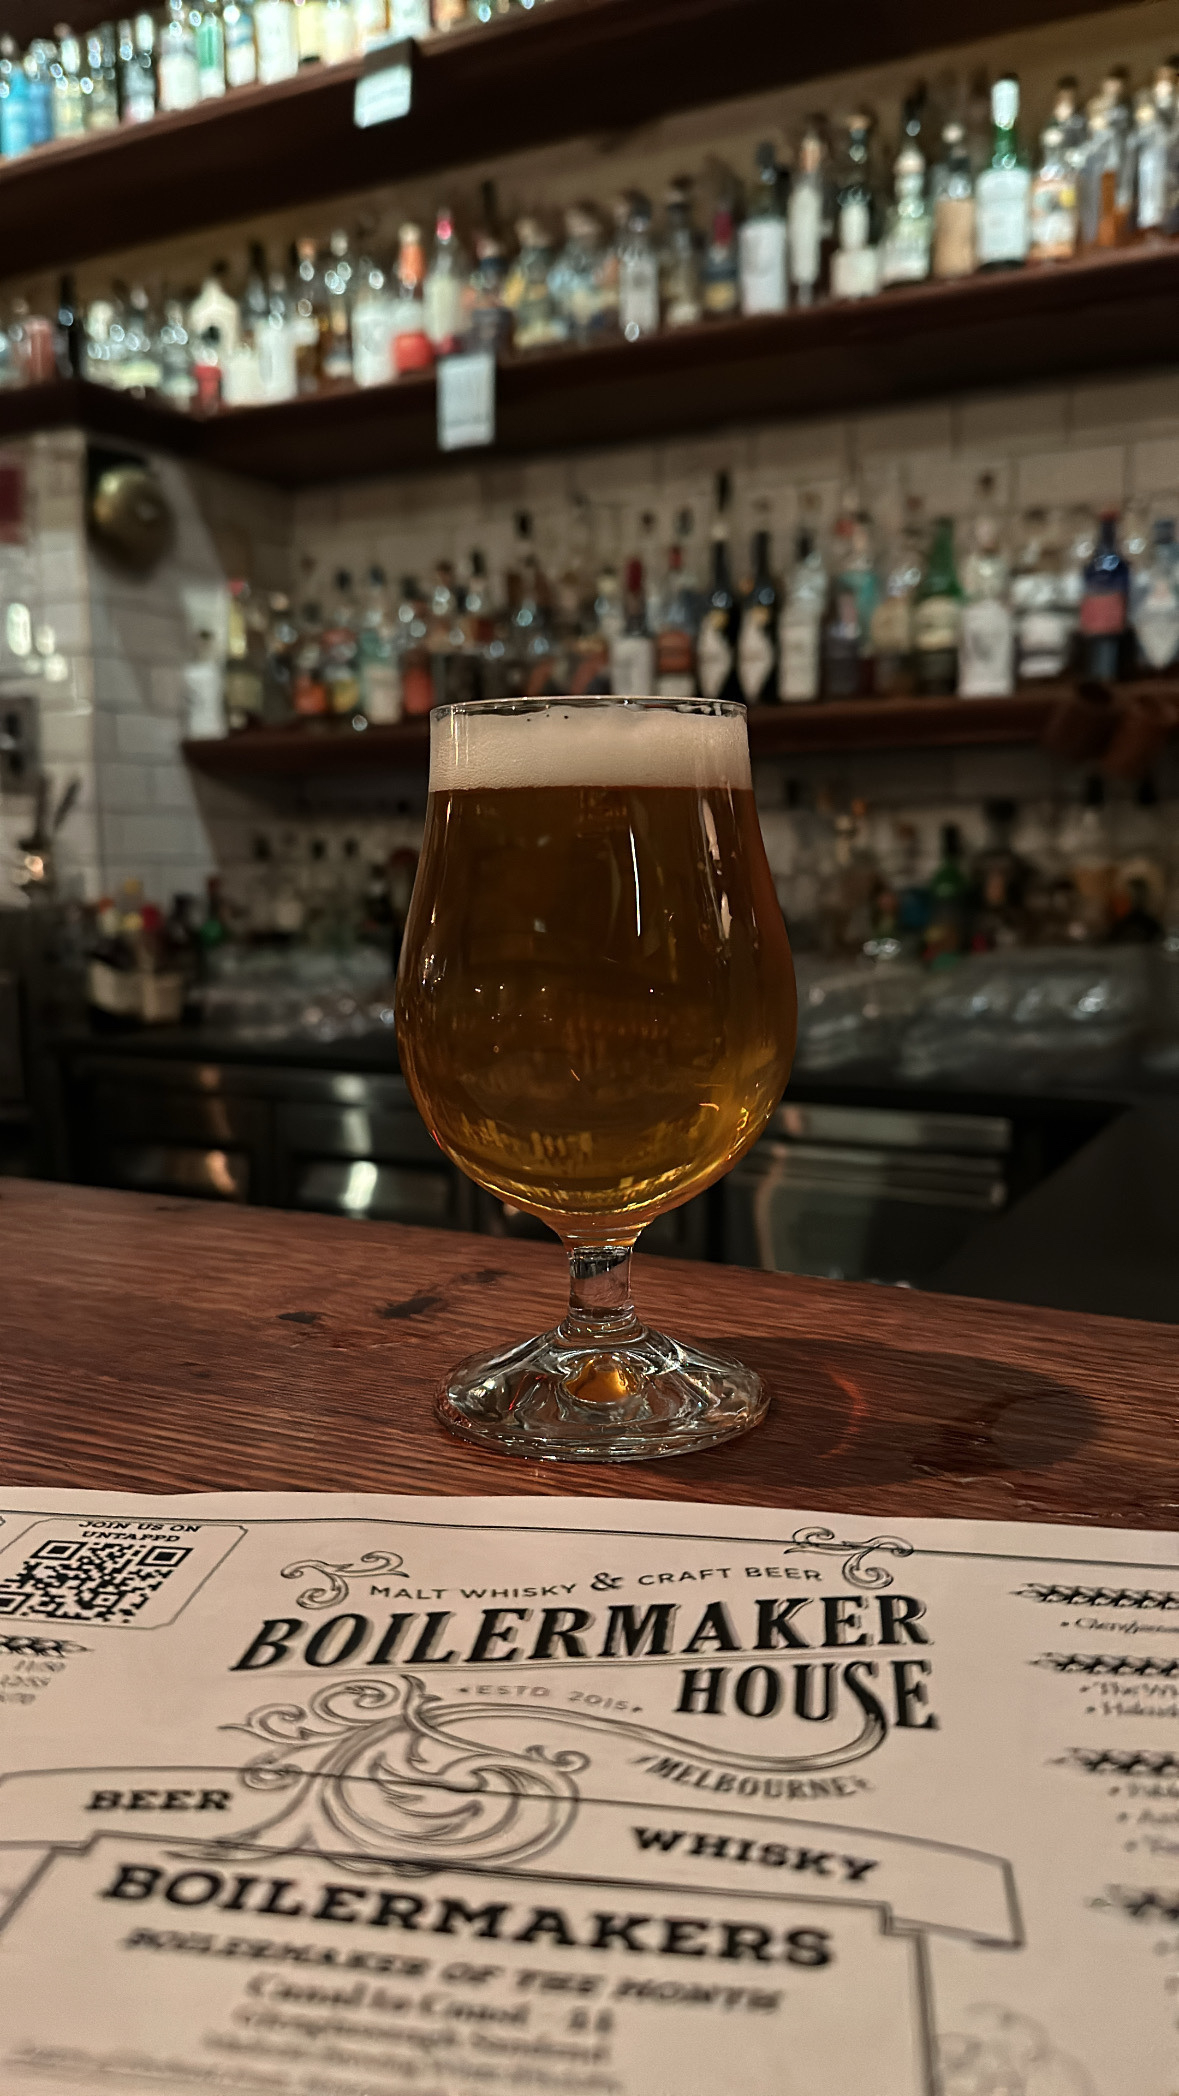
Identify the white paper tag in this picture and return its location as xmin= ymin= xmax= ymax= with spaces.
xmin=353 ymin=47 xmax=413 ymax=128
xmin=437 ymin=350 xmax=496 ymax=451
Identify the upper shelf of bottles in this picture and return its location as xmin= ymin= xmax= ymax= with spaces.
xmin=0 ymin=0 xmax=1144 ymax=280
xmin=5 ymin=241 xmax=1178 ymax=485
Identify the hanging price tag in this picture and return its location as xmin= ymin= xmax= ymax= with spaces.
xmin=436 ymin=351 xmax=496 ymax=451
xmin=353 ymin=36 xmax=415 ymax=129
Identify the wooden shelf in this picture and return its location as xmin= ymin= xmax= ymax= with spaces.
xmin=0 ymin=0 xmax=1148 ymax=280
xmin=10 ymin=244 xmax=1179 ymax=486
xmin=184 ymin=689 xmax=1170 ymax=781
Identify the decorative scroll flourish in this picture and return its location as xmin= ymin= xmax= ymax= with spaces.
xmin=280 ymin=1552 xmax=407 ymax=1610
xmin=1033 ymin=1652 xmax=1179 ymax=1678
xmin=1092 ymin=1885 xmax=1179 ymax=1925
xmin=938 ymin=2006 xmax=1096 ymax=2096
xmin=1053 ymin=1746 xmax=1179 ymax=1778
xmin=1016 ymin=1582 xmax=1179 ymax=1611
xmin=0 ymin=1633 xmax=87 ymax=1658
xmin=780 ymin=1528 xmax=913 ymax=1590
xmin=204 ymin=1668 xmax=888 ymax=1873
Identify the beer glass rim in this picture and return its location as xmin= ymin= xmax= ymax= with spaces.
xmin=432 ymin=695 xmax=748 ymax=723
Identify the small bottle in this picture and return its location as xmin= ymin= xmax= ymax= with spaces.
xmin=737 ymin=519 xmax=779 ymax=704
xmin=739 ymin=141 xmax=788 ymax=314
xmin=660 ymin=177 xmax=702 ymax=328
xmin=1079 ymin=511 xmax=1129 ymax=679
xmin=52 ymin=24 xmax=88 ymax=137
xmin=196 ymin=0 xmax=226 ymax=94
xmin=974 ymin=74 xmax=1031 ymax=269
xmin=788 ymin=121 xmax=828 ymax=306
xmin=119 ymin=15 xmax=157 ymax=122
xmin=1028 ymin=122 xmax=1077 ymax=261
xmin=701 ymin=199 xmax=740 ymax=318
xmin=617 ymin=191 xmax=660 ymax=342
xmin=292 ymin=237 xmax=324 ymax=393
xmin=503 ymin=216 xmax=562 ymax=349
xmin=778 ymin=510 xmax=827 ymax=702
xmin=931 ymin=120 xmax=975 ymax=278
xmin=880 ymin=136 xmax=931 ymax=286
xmin=1080 ymin=97 xmax=1131 ymax=249
xmin=83 ymin=24 xmax=120 ymax=128
xmin=321 ymin=227 xmax=354 ymax=384
xmin=697 ymin=471 xmax=742 ymax=704
xmin=549 ymin=203 xmax=611 ymax=345
xmin=1131 ymin=517 xmax=1179 ymax=671
xmin=157 ymin=0 xmax=200 ymax=109
xmin=609 ymin=557 xmax=656 ymax=695
xmin=357 ymin=565 xmax=401 ymax=723
xmin=924 ymin=824 xmax=970 ymax=965
xmin=253 ymin=0 xmax=299 ymax=81
xmin=0 ymin=37 xmax=32 ymax=158
xmin=830 ymin=112 xmax=880 ymax=300
xmin=1133 ymin=83 xmax=1171 ymax=236
xmin=423 ymin=207 xmax=467 ymax=355
xmin=257 ymin=264 xmax=297 ymax=400
xmin=222 ymin=0 xmax=257 ymax=83
xmin=391 ymin=222 xmax=433 ymax=375
xmin=913 ymin=517 xmax=962 ymax=695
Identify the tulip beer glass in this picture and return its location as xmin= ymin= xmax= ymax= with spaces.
xmin=396 ymin=696 xmax=797 ymax=1461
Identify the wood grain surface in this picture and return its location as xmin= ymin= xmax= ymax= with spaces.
xmin=0 ymin=1180 xmax=1175 ymax=1530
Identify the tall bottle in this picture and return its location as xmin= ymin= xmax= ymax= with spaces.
xmin=778 ymin=509 xmax=827 ymax=702
xmin=356 ymin=566 xmax=401 ymax=723
xmin=830 ymin=112 xmax=880 ymax=300
xmin=0 ymin=38 xmax=31 ymax=158
xmin=83 ymin=25 xmax=120 ymax=128
xmin=739 ymin=142 xmax=788 ymax=313
xmin=788 ymin=122 xmax=828 ymax=306
xmin=697 ymin=472 xmax=743 ymax=704
xmin=1079 ymin=511 xmax=1130 ymax=679
xmin=223 ymin=0 xmax=257 ymax=84
xmin=351 ymin=258 xmax=395 ymax=388
xmin=292 ymin=237 xmax=325 ymax=394
xmin=974 ymin=74 xmax=1031 ymax=269
xmin=196 ymin=0 xmax=226 ymax=96
xmin=423 ymin=208 xmax=467 ymax=356
xmin=869 ymin=499 xmax=924 ymax=696
xmin=1028 ymin=122 xmax=1077 ymax=262
xmin=654 ymin=528 xmax=700 ymax=698
xmin=1011 ymin=509 xmax=1073 ymax=684
xmin=321 ymin=227 xmax=354 ymax=385
xmin=118 ymin=16 xmax=157 ymax=123
xmin=880 ymin=134 xmax=931 ymax=286
xmin=1132 ymin=517 xmax=1179 ymax=672
xmin=701 ymin=198 xmax=740 ymax=319
xmin=1133 ymin=77 xmax=1173 ymax=237
xmin=931 ymin=120 xmax=975 ymax=278
xmin=254 ymin=0 xmax=299 ymax=81
xmin=23 ymin=41 xmax=56 ymax=146
xmin=157 ymin=0 xmax=200 ymax=109
xmin=52 ymin=25 xmax=87 ymax=137
xmin=661 ymin=177 xmax=702 ymax=328
xmin=391 ymin=222 xmax=433 ymax=375
xmin=958 ymin=474 xmax=1014 ymax=697
xmin=913 ymin=517 xmax=962 ymax=695
xmin=737 ymin=520 xmax=779 ymax=705
xmin=617 ymin=191 xmax=660 ymax=341
xmin=609 ymin=557 xmax=656 ymax=695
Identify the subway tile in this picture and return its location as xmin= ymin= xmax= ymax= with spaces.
xmin=150 ymin=766 xmax=200 ymax=812
xmin=1016 ymin=445 xmax=1126 ymax=509
xmin=115 ymin=713 xmax=181 ymax=761
xmin=1071 ymin=370 xmax=1179 ymax=441
xmin=855 ymin=401 xmax=955 ymax=460
xmin=92 ymin=656 xmax=151 ymax=711
xmin=148 ymin=664 xmax=188 ymax=717
xmin=38 ymin=709 xmax=93 ymax=763
xmin=95 ymin=762 xmax=152 ymax=811
xmin=955 ymin=387 xmax=1069 ymax=453
xmin=1129 ymin=437 xmax=1179 ymax=499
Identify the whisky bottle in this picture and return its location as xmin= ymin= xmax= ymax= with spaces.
xmin=880 ymin=137 xmax=931 ymax=286
xmin=739 ymin=142 xmax=788 ymax=313
xmin=292 ymin=237 xmax=325 ymax=393
xmin=974 ymin=75 xmax=1031 ymax=268
xmin=1028 ymin=123 xmax=1077 ymax=261
xmin=118 ymin=16 xmax=157 ymax=122
xmin=737 ymin=520 xmax=779 ymax=704
xmin=702 ymin=198 xmax=740 ymax=318
xmin=830 ymin=113 xmax=880 ymax=300
xmin=654 ymin=523 xmax=700 ymax=698
xmin=391 ymin=223 xmax=434 ymax=374
xmin=609 ymin=558 xmax=656 ymax=695
xmin=549 ymin=205 xmax=611 ymax=344
xmin=157 ymin=0 xmax=200 ymax=109
xmin=931 ymin=121 xmax=975 ymax=279
xmin=321 ymin=227 xmax=355 ymax=384
xmin=778 ymin=511 xmax=826 ymax=702
xmin=913 ymin=517 xmax=962 ymax=695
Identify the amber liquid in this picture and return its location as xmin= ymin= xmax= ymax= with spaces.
xmin=396 ymin=785 xmax=797 ymax=1242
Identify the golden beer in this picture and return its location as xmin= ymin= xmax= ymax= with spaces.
xmin=395 ymin=697 xmax=797 ymax=1463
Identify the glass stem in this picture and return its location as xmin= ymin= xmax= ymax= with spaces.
xmin=559 ymin=1242 xmax=644 ymax=1347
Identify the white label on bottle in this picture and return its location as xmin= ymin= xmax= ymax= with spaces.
xmin=390 ymin=0 xmax=430 ymax=29
xmin=779 ymin=609 xmax=820 ymax=700
xmin=992 ymin=77 xmax=1019 ymax=130
xmin=437 ymin=351 xmax=495 ymax=451
xmin=788 ymin=187 xmax=822 ymax=289
xmin=914 ymin=595 xmax=961 ymax=652
xmin=361 ymin=662 xmax=401 ymax=722
xmin=737 ymin=605 xmax=775 ymax=700
xmin=830 ymin=245 xmax=880 ymax=299
xmin=424 ymin=273 xmax=464 ymax=347
xmin=324 ymin=3 xmax=359 ymax=62
xmin=224 ymin=25 xmax=257 ymax=84
xmin=839 ymin=198 xmax=871 ymax=252
xmin=1136 ymin=582 xmax=1179 ymax=668
xmin=1028 ymin=195 xmax=1077 ymax=253
xmin=1017 ymin=607 xmax=1071 ymax=678
xmin=975 ymin=166 xmax=1031 ymax=263
xmin=609 ymin=634 xmax=657 ymax=695
xmin=697 ymin=613 xmax=733 ymax=699
xmin=1137 ymin=140 xmax=1167 ymax=230
xmin=959 ymin=599 xmax=1015 ymax=696
xmin=157 ymin=50 xmax=200 ymax=110
xmin=258 ymin=321 xmax=298 ymax=402
xmin=254 ymin=1 xmax=300 ymax=81
xmin=738 ymin=218 xmax=788 ymax=315
xmin=352 ymin=302 xmax=394 ymax=388
xmin=881 ymin=223 xmax=931 ymax=285
xmin=354 ymin=54 xmax=412 ymax=126
xmin=619 ymin=257 xmax=659 ymax=336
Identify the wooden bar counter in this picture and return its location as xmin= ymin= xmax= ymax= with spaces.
xmin=0 ymin=1180 xmax=1174 ymax=1528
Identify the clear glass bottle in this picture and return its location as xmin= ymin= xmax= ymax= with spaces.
xmin=616 ymin=192 xmax=660 ymax=342
xmin=466 ymin=230 xmax=512 ymax=354
xmin=739 ymin=141 xmax=788 ymax=313
xmin=548 ymin=204 xmax=611 ymax=345
xmin=357 ymin=565 xmax=401 ymax=723
xmin=253 ymin=0 xmax=299 ymax=82
xmin=1011 ymin=509 xmax=1073 ymax=683
xmin=880 ymin=138 xmax=931 ymax=285
xmin=778 ymin=511 xmax=827 ymax=702
xmin=660 ymin=176 xmax=702 ymax=328
xmin=870 ymin=497 xmax=924 ymax=695
xmin=423 ymin=207 xmax=467 ymax=355
xmin=830 ymin=112 xmax=880 ymax=300
xmin=974 ymin=74 xmax=1031 ymax=268
xmin=701 ymin=197 xmax=739 ymax=318
xmin=653 ymin=522 xmax=700 ymax=698
xmin=351 ymin=258 xmax=395 ymax=387
xmin=292 ymin=236 xmax=325 ymax=393
xmin=156 ymin=296 xmax=195 ymax=409
xmin=256 ymin=264 xmax=297 ymax=400
xmin=1134 ymin=81 xmax=1172 ymax=236
xmin=1028 ymin=121 xmax=1077 ymax=261
xmin=320 ymin=227 xmax=354 ymax=383
xmin=609 ymin=557 xmax=656 ymax=695
xmin=1080 ymin=98 xmax=1131 ymax=248
xmin=52 ymin=24 xmax=87 ymax=137
xmin=1132 ymin=517 xmax=1179 ymax=671
xmin=737 ymin=520 xmax=779 ymax=704
xmin=788 ymin=121 xmax=828 ymax=306
xmin=391 ymin=222 xmax=433 ymax=375
xmin=83 ymin=25 xmax=120 ymax=128
xmin=119 ymin=15 xmax=157 ymax=122
xmin=157 ymin=0 xmax=200 ymax=110
xmin=197 ymin=0 xmax=226 ymax=95
xmin=697 ymin=471 xmax=742 ymax=704
xmin=959 ymin=474 xmax=1014 ymax=696
xmin=223 ymin=0 xmax=256 ymax=83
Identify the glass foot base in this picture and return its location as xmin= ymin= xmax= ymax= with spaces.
xmin=435 ymin=1324 xmax=768 ymax=1463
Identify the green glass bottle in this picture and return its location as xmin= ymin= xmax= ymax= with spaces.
xmin=913 ymin=516 xmax=962 ymax=695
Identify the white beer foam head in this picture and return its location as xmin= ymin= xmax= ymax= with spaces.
xmin=430 ymin=701 xmax=751 ymax=793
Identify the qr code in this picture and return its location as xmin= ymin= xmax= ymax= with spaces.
xmin=0 ymin=1538 xmax=194 ymax=1625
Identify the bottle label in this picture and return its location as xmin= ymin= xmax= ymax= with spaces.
xmin=959 ymin=599 xmax=1015 ymax=696
xmin=839 ymin=198 xmax=871 ymax=252
xmin=254 ymin=2 xmax=300 ymax=82
xmin=914 ymin=595 xmax=961 ymax=652
xmin=830 ymin=245 xmax=879 ymax=299
xmin=697 ymin=613 xmax=733 ymax=699
xmin=737 ymin=605 xmax=775 ymax=700
xmin=258 ymin=322 xmax=298 ymax=402
xmin=933 ymin=195 xmax=976 ymax=277
xmin=360 ymin=662 xmax=402 ymax=724
xmin=881 ymin=221 xmax=931 ymax=285
xmin=391 ymin=0 xmax=431 ymax=29
xmin=224 ymin=23 xmax=258 ymax=84
xmin=609 ymin=634 xmax=656 ymax=696
xmin=352 ymin=304 xmax=394 ymax=388
xmin=778 ymin=610 xmax=820 ymax=701
xmin=1080 ymin=591 xmax=1127 ymax=636
xmin=324 ymin=4 xmax=359 ymax=61
xmin=738 ymin=218 xmax=788 ymax=314
xmin=158 ymin=50 xmax=200 ymax=110
xmin=655 ymin=628 xmax=695 ymax=682
xmin=788 ymin=187 xmax=822 ymax=288
xmin=1017 ymin=608 xmax=1071 ymax=678
xmin=1029 ymin=182 xmax=1077 ymax=258
xmin=870 ymin=598 xmax=913 ymax=654
xmin=618 ymin=258 xmax=659 ymax=336
xmin=975 ymin=167 xmax=1031 ymax=263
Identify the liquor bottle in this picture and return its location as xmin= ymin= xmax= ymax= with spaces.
xmin=869 ymin=498 xmax=924 ymax=695
xmin=702 ymin=198 xmax=739 ymax=318
xmin=292 ymin=602 xmax=329 ymax=717
xmin=322 ymin=571 xmax=361 ymax=719
xmin=880 ymin=136 xmax=931 ymax=286
xmin=1010 ymin=509 xmax=1072 ymax=683
xmin=1053 ymin=76 xmax=1090 ymax=175
xmin=52 ymin=25 xmax=87 ymax=137
xmin=190 ymin=326 xmax=223 ymax=413
xmin=0 ymin=38 xmax=31 ymax=158
xmin=931 ymin=121 xmax=975 ymax=278
xmin=617 ymin=192 xmax=660 ymax=341
xmin=195 ymin=0 xmax=225 ymax=93
xmin=1063 ymin=774 xmax=1115 ymax=940
xmin=737 ymin=521 xmax=779 ymax=704
xmin=832 ymin=501 xmax=880 ymax=677
xmin=157 ymin=0 xmax=200 ymax=109
xmin=321 ymin=227 xmax=354 ymax=384
xmin=1079 ymin=511 xmax=1129 ymax=679
xmin=390 ymin=0 xmax=430 ymax=29
xmin=788 ymin=121 xmax=828 ymax=306
xmin=391 ymin=222 xmax=433 ymax=374
xmin=257 ymin=265 xmax=298 ymax=401
xmin=357 ymin=566 xmax=401 ymax=722
xmin=156 ymin=297 xmax=195 ymax=408
xmin=294 ymin=0 xmax=327 ymax=62
xmin=253 ymin=0 xmax=299 ymax=82
xmin=1080 ymin=98 xmax=1130 ymax=248
xmin=1133 ymin=81 xmax=1172 ymax=236
xmin=830 ymin=112 xmax=880 ymax=300
xmin=1131 ymin=517 xmax=1179 ymax=671
xmin=822 ymin=588 xmax=863 ymax=699
xmin=263 ymin=592 xmax=298 ymax=721
xmin=83 ymin=25 xmax=120 ymax=128
xmin=23 ymin=42 xmax=56 ymax=146
xmin=351 ymin=258 xmax=395 ymax=387
xmin=972 ymin=799 xmax=1030 ymax=950
xmin=466 ymin=229 xmax=511 ymax=353
xmin=189 ymin=263 xmax=240 ymax=358
xmin=1028 ymin=122 xmax=1077 ymax=261
xmin=224 ymin=581 xmax=265 ymax=728
xmin=698 ymin=472 xmax=742 ymax=704
xmin=223 ymin=0 xmax=256 ymax=83
xmin=423 ymin=208 xmax=467 ymax=355
xmin=121 ymin=284 xmax=161 ymax=393
xmin=739 ymin=142 xmax=788 ymax=314
xmin=549 ymin=205 xmax=611 ymax=345
xmin=974 ymin=74 xmax=1031 ymax=269
xmin=923 ymin=824 xmax=970 ymax=965
xmin=504 ymin=217 xmax=563 ymax=348
xmin=609 ymin=557 xmax=656 ymax=694
xmin=913 ymin=516 xmax=962 ymax=695
xmin=778 ymin=509 xmax=826 ymax=701
xmin=118 ymin=16 xmax=157 ymax=122
xmin=291 ymin=238 xmax=323 ymax=392
xmin=1110 ymin=777 xmax=1167 ymax=939
xmin=505 ymin=512 xmax=553 ymax=697
xmin=225 ymin=244 xmax=267 ymax=404
xmin=654 ymin=527 xmax=700 ymax=698
xmin=958 ymin=475 xmax=1014 ymax=697
xmin=661 ymin=177 xmax=702 ymax=327
xmin=324 ymin=0 xmax=359 ymax=60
